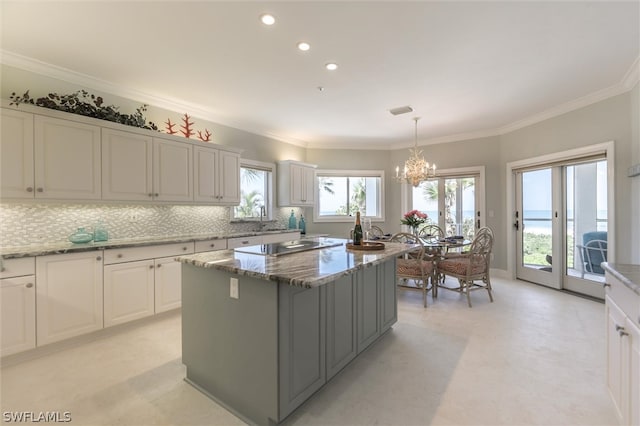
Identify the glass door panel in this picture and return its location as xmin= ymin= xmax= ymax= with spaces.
xmin=516 ymin=168 xmax=560 ymax=288
xmin=563 ymin=160 xmax=607 ymax=298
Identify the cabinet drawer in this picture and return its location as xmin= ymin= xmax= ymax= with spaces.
xmin=194 ymin=239 xmax=227 ymax=253
xmin=606 ymin=273 xmax=640 ymax=328
xmin=104 ymin=242 xmax=195 ymax=264
xmin=227 ymin=236 xmax=263 ymax=249
xmin=262 ymin=232 xmax=300 ymax=244
xmin=0 ymin=257 xmax=35 ymax=278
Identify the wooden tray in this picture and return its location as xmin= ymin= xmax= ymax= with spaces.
xmin=346 ymin=242 xmax=385 ymax=251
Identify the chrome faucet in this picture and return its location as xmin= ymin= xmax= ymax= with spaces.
xmin=257 ymin=205 xmax=267 ymax=231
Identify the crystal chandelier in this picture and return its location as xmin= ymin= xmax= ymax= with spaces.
xmin=394 ymin=117 xmax=436 ymax=187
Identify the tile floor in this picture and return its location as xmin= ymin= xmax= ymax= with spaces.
xmin=1 ymin=277 xmax=618 ymax=425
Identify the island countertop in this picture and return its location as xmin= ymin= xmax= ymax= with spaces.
xmin=177 ymin=237 xmax=418 ymax=288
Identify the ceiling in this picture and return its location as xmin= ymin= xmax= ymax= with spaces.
xmin=1 ymin=1 xmax=639 ymax=150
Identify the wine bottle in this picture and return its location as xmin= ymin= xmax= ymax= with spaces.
xmin=353 ymin=212 xmax=363 ymax=245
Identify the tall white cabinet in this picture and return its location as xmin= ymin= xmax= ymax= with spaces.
xmin=605 ymin=268 xmax=640 ymax=426
xmin=36 ymin=251 xmax=104 ymax=345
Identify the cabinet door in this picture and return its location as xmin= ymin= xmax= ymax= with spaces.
xmin=154 ymin=257 xmax=182 ymax=313
xmin=1 ymin=276 xmax=36 ymax=356
xmin=153 ymin=137 xmax=193 ymax=202
xmin=357 ymin=266 xmax=380 ymax=353
xmin=0 ymin=109 xmax=34 ymax=199
xmin=379 ymin=259 xmax=398 ymax=333
xmin=102 ymin=128 xmax=153 ymax=200
xmin=626 ymin=318 xmax=639 ymax=426
xmin=104 ymin=260 xmax=155 ymax=327
xmin=36 ymin=251 xmax=103 ymax=345
xmin=326 ymin=275 xmax=356 ymax=380
xmin=606 ymin=296 xmax=626 ymax=423
xmin=218 ymin=150 xmax=240 ymax=204
xmin=278 ymin=284 xmax=326 ymax=420
xmin=301 ymin=165 xmax=315 ymax=205
xmin=227 ymin=236 xmax=263 ymax=249
xmin=193 ymin=146 xmax=218 ymax=202
xmin=34 ymin=116 xmax=101 ymax=199
xmin=289 ymin=164 xmax=306 ymax=205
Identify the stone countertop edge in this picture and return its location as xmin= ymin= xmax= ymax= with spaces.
xmin=177 ymin=242 xmax=419 ymax=288
xmin=0 ymin=229 xmax=300 ymax=259
xmin=602 ymin=262 xmax=640 ymax=296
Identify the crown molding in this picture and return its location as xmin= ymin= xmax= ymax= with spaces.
xmin=3 ymin=50 xmax=638 ymax=151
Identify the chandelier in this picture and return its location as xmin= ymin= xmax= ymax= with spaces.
xmin=394 ymin=117 xmax=436 ymax=187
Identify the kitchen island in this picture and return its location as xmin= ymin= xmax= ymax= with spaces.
xmin=177 ymin=237 xmax=417 ymax=425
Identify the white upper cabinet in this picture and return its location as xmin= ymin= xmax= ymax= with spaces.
xmin=1 ymin=110 xmax=101 ymax=200
xmin=34 ymin=115 xmax=101 ymax=200
xmin=102 ymin=129 xmax=193 ymax=202
xmin=102 ymin=128 xmax=153 ymax=200
xmin=0 ymin=109 xmax=34 ymax=199
xmin=153 ymin=136 xmax=193 ymax=202
xmin=278 ymin=160 xmax=317 ymax=206
xmin=194 ymin=146 xmax=240 ymax=205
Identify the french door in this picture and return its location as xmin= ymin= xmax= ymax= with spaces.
xmin=514 ymin=159 xmax=608 ymax=298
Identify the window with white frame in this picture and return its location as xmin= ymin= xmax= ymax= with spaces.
xmin=232 ymin=160 xmax=275 ymax=220
xmin=314 ymin=170 xmax=385 ymax=222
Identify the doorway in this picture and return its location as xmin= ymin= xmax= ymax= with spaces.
xmin=512 ymin=149 xmax=612 ymax=299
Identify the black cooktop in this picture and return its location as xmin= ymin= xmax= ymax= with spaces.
xmin=234 ymin=239 xmax=343 ymax=256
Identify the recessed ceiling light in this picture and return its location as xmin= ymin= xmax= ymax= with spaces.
xmin=297 ymin=42 xmax=311 ymax=51
xmin=325 ymin=63 xmax=338 ymax=71
xmin=260 ymin=14 xmax=275 ymax=25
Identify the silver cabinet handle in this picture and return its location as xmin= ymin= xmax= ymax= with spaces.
xmin=210 ymin=243 xmax=216 ymax=247
xmin=37 ymin=187 xmax=44 ymax=192
xmin=182 ymin=247 xmax=188 ymax=251
xmin=603 ymin=283 xmax=611 ymax=288
xmin=149 ymin=265 xmax=154 ymax=269
xmin=615 ymin=324 xmax=624 ymax=332
xmin=148 ymin=193 xmax=153 ymax=197
xmin=157 ymin=264 xmax=162 ymax=268
xmin=96 ymin=256 xmax=102 ymax=261
xmin=117 ymin=254 xmax=123 ymax=258
xmin=25 ymin=283 xmax=33 ymax=288
xmin=154 ymin=193 xmax=159 ymax=197
xmin=619 ymin=330 xmax=629 ymax=337
xmin=26 ymin=187 xmax=34 ymax=192
xmin=0 ymin=267 xmax=5 ymax=273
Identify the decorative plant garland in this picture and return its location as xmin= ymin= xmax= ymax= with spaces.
xmin=11 ymin=90 xmax=214 ymax=142
xmin=10 ymin=90 xmax=159 ymax=131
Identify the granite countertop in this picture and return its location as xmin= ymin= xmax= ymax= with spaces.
xmin=177 ymin=237 xmax=418 ymax=288
xmin=602 ymin=262 xmax=640 ymax=295
xmin=0 ymin=229 xmax=300 ymax=259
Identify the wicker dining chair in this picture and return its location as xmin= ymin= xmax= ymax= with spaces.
xmin=436 ymin=228 xmax=494 ymax=307
xmin=389 ymin=232 xmax=436 ymax=308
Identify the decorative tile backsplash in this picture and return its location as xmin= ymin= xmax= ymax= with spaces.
xmin=0 ymin=203 xmax=303 ymax=247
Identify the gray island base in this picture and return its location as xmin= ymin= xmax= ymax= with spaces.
xmin=177 ymin=237 xmax=417 ymax=425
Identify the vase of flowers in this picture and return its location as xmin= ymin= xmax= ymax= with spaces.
xmin=401 ymin=210 xmax=428 ymax=235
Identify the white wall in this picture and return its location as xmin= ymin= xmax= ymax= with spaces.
xmin=631 ymin=82 xmax=640 ymax=264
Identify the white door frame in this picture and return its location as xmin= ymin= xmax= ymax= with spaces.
xmin=505 ymin=141 xmax=615 ymax=280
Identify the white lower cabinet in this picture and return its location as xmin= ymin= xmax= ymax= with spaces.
xmin=36 ymin=251 xmax=104 ymax=346
xmin=1 ymin=275 xmax=36 ymax=356
xmin=605 ymin=269 xmax=640 ymax=426
xmin=104 ymin=260 xmax=155 ymax=327
xmin=154 ymin=256 xmax=183 ymax=313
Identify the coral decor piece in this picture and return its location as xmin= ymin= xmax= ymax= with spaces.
xmin=180 ymin=113 xmax=195 ymax=138
xmin=197 ymin=129 xmax=212 ymax=142
xmin=9 ymin=90 xmax=159 ymax=131
xmin=164 ymin=118 xmax=178 ymax=135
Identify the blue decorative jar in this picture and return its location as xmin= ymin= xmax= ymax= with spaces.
xmin=68 ymin=227 xmax=93 ymax=244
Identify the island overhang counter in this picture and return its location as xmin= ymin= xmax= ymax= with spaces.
xmin=176 ymin=237 xmax=417 ymax=425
